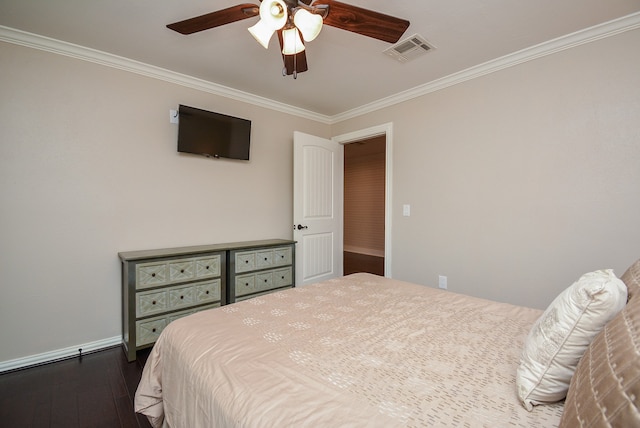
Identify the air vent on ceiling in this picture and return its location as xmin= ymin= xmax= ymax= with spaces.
xmin=383 ymin=34 xmax=435 ymax=63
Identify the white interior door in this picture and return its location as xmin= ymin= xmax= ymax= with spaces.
xmin=293 ymin=131 xmax=343 ymax=286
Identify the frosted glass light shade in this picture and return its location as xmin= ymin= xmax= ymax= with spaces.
xmin=293 ymin=9 xmax=323 ymax=42
xmin=260 ymin=0 xmax=287 ymax=30
xmin=248 ymin=20 xmax=275 ymax=49
xmin=282 ymin=27 xmax=305 ymax=55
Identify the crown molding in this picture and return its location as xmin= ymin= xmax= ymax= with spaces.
xmin=330 ymin=11 xmax=640 ymax=123
xmin=2 ymin=11 xmax=639 ymax=125
xmin=0 ymin=25 xmax=332 ymax=124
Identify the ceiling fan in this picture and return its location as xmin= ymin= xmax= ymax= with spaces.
xmin=167 ymin=0 xmax=410 ymax=78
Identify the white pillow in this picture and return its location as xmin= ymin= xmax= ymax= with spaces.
xmin=516 ymin=269 xmax=627 ymax=411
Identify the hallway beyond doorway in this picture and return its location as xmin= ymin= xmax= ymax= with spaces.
xmin=343 ymin=251 xmax=384 ymax=276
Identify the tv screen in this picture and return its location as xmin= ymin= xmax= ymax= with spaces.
xmin=177 ymin=105 xmax=251 ymax=160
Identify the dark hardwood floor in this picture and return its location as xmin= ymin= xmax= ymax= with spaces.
xmin=0 ymin=346 xmax=152 ymax=428
xmin=343 ymin=251 xmax=384 ymax=276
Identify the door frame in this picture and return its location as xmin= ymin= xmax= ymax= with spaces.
xmin=332 ymin=122 xmax=393 ymax=278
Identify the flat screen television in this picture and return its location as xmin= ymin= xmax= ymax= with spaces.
xmin=177 ymin=104 xmax=251 ymax=160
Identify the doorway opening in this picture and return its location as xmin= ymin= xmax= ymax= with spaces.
xmin=343 ymin=136 xmax=386 ymax=276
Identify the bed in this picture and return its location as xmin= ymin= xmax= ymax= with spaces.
xmin=135 ymin=260 xmax=640 ymax=427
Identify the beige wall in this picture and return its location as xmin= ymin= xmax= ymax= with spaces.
xmin=0 ymin=41 xmax=329 ymax=363
xmin=1 ymin=26 xmax=639 ymax=365
xmin=333 ymin=28 xmax=640 ymax=309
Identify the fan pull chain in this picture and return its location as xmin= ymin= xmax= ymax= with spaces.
xmin=282 ymin=54 xmax=298 ymax=79
xmin=293 ymin=52 xmax=297 ymax=79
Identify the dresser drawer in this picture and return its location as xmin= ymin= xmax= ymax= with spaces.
xmin=136 ymin=279 xmax=222 ymax=317
xmin=135 ymin=303 xmax=220 ymax=346
xmin=255 ymin=249 xmax=273 ymax=270
xmin=195 ymin=255 xmax=221 ymax=278
xmin=235 ymin=252 xmax=256 ymax=273
xmin=168 ymin=260 xmax=195 ymax=282
xmin=273 ymin=267 xmax=292 ymax=288
xmin=136 ymin=289 xmax=168 ymax=317
xmin=136 ymin=317 xmax=167 ymax=347
xmin=235 ymin=274 xmax=256 ymax=297
xmin=235 ymin=246 xmax=291 ymax=273
xmin=273 ymin=247 xmax=292 ymax=266
xmin=196 ymin=279 xmax=221 ymax=303
xmin=168 ymin=284 xmax=196 ymax=310
xmin=135 ymin=254 xmax=222 ymax=290
xmin=236 ymin=266 xmax=293 ymax=297
xmin=255 ymin=271 xmax=273 ymax=291
xmin=136 ymin=262 xmax=167 ymax=289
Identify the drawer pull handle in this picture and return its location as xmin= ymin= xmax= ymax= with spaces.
xmin=264 ymin=257 xmax=268 ymax=261
xmin=180 ymin=295 xmax=184 ymax=299
xmin=151 ymin=273 xmax=156 ymax=277
xmin=152 ymin=328 xmax=157 ymax=333
xmin=152 ymin=300 xmax=156 ymax=305
xmin=264 ymin=279 xmax=268 ymax=283
xmin=245 ymin=260 xmax=249 ymax=263
xmin=245 ymin=282 xmax=249 ymax=286
xmin=206 ymin=290 xmax=210 ymax=294
xmin=206 ymin=266 xmax=210 ymax=269
xmin=180 ymin=269 xmax=184 ymax=273
xmin=282 ymin=276 xmax=285 ymax=279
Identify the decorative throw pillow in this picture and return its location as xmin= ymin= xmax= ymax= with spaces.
xmin=516 ymin=269 xmax=627 ymax=411
xmin=559 ymin=282 xmax=640 ymax=427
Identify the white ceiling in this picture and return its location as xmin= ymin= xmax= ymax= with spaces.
xmin=1 ymin=0 xmax=639 ymax=117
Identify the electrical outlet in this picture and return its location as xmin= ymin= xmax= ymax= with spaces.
xmin=438 ymin=275 xmax=447 ymax=290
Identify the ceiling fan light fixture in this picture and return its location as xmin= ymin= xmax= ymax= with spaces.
xmin=166 ymin=0 xmax=410 ymax=77
xmin=248 ymin=20 xmax=275 ymax=49
xmin=293 ymin=8 xmax=323 ymax=42
xmin=281 ymin=27 xmax=305 ymax=55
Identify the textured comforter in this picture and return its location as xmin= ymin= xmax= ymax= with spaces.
xmin=135 ymin=273 xmax=564 ymax=427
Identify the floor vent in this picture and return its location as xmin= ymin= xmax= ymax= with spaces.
xmin=383 ymin=34 xmax=435 ymax=63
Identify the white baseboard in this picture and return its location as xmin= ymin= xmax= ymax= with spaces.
xmin=0 ymin=336 xmax=122 ymax=373
xmin=344 ymin=246 xmax=385 ymax=258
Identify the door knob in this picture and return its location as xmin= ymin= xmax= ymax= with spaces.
xmin=296 ymin=224 xmax=308 ymax=230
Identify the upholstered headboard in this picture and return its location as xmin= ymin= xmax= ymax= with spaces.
xmin=622 ymin=258 xmax=640 ymax=300
xmin=559 ymin=258 xmax=640 ymax=427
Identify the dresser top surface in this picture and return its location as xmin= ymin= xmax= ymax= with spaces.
xmin=119 ymin=239 xmax=296 ymax=262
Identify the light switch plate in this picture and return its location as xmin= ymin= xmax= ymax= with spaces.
xmin=170 ymin=109 xmax=179 ymax=124
xmin=403 ymin=204 xmax=411 ymax=216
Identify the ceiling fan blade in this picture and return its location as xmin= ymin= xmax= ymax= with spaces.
xmin=277 ymin=30 xmax=309 ymax=76
xmin=167 ymin=3 xmax=259 ymax=35
xmin=318 ymin=0 xmax=410 ymax=44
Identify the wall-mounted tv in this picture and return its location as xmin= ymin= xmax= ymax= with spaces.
xmin=177 ymin=104 xmax=251 ymax=161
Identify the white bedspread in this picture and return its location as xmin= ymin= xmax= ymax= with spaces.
xmin=135 ymin=273 xmax=564 ymax=427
